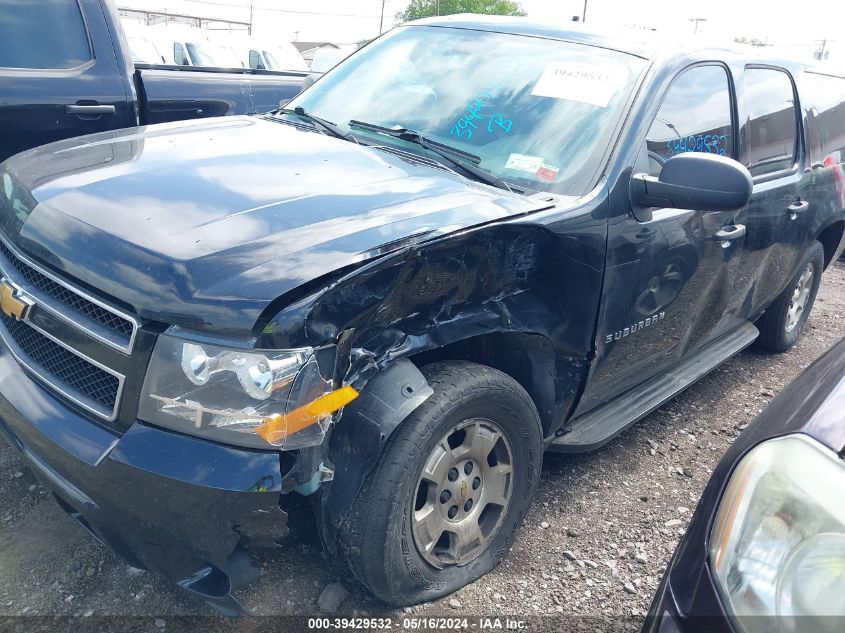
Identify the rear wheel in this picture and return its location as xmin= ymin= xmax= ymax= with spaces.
xmin=339 ymin=361 xmax=542 ymax=606
xmin=755 ymin=241 xmax=824 ymax=352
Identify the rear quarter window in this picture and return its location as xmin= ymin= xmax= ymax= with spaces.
xmin=798 ymin=71 xmax=845 ymax=166
xmin=0 ymin=0 xmax=92 ymax=70
xmin=743 ymin=67 xmax=799 ymax=177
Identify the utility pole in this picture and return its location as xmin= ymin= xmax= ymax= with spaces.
xmin=248 ymin=4 xmax=253 ymax=36
xmin=436 ymin=0 xmax=440 ymax=17
xmin=379 ymin=0 xmax=386 ymax=34
xmin=689 ymin=17 xmax=707 ymax=35
xmin=582 ymin=0 xmax=588 ymax=22
xmin=814 ymin=39 xmax=833 ymax=60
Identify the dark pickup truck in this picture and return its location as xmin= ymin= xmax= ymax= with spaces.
xmin=0 ymin=0 xmax=306 ymax=163
xmin=0 ymin=15 xmax=844 ymax=614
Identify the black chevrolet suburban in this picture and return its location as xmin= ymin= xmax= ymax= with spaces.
xmin=0 ymin=0 xmax=306 ymax=163
xmin=0 ymin=15 xmax=843 ymax=613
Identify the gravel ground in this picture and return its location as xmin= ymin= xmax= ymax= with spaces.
xmin=0 ymin=261 xmax=843 ymax=628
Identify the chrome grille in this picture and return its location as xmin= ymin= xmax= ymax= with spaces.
xmin=0 ymin=240 xmax=134 ymax=339
xmin=0 ymin=232 xmax=136 ymax=422
xmin=0 ymin=240 xmax=136 ymax=348
xmin=1 ymin=314 xmax=120 ymax=412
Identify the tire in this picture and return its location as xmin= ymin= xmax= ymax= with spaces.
xmin=755 ymin=241 xmax=824 ymax=352
xmin=339 ymin=361 xmax=543 ymax=606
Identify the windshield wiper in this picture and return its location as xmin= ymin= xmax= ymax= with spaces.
xmin=348 ymin=120 xmax=513 ymax=192
xmin=275 ymin=107 xmax=358 ymax=143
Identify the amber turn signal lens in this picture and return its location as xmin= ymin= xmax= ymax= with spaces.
xmin=255 ymin=385 xmax=359 ymax=445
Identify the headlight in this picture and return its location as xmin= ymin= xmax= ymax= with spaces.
xmin=710 ymin=434 xmax=845 ymax=633
xmin=139 ymin=333 xmax=358 ymax=449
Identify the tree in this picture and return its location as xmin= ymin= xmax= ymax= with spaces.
xmin=397 ymin=0 xmax=525 ymax=24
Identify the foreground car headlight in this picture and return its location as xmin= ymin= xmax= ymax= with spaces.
xmin=139 ymin=333 xmax=357 ymax=449
xmin=710 ymin=434 xmax=845 ymax=633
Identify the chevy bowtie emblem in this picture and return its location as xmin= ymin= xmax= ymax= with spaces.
xmin=0 ymin=279 xmax=33 ymax=321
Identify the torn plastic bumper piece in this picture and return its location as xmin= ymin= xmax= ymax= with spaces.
xmin=0 ymin=350 xmax=294 ymax=615
xmin=318 ymin=359 xmax=433 ymax=550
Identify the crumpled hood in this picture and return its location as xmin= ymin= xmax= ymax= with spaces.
xmin=0 ymin=116 xmax=551 ymax=335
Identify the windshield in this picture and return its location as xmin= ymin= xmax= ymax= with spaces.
xmin=288 ymin=26 xmax=645 ymax=194
xmin=186 ymin=42 xmax=242 ymax=68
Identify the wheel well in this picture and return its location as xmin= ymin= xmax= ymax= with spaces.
xmin=409 ymin=332 xmax=577 ymax=437
xmin=818 ymin=220 xmax=845 ymax=269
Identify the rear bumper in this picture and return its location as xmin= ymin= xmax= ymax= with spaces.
xmin=0 ymin=346 xmax=292 ymax=613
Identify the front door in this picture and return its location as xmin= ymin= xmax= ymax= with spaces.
xmin=0 ymin=0 xmax=133 ymax=163
xmin=575 ymin=63 xmax=747 ymax=415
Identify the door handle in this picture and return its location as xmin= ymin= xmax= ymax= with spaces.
xmin=714 ymin=224 xmax=746 ymax=242
xmin=65 ymin=104 xmax=116 ymax=116
xmin=785 ymin=200 xmax=810 ymax=217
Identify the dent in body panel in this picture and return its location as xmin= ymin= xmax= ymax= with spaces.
xmin=260 ymin=209 xmax=607 ymax=433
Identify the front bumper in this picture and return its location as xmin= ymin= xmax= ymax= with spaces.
xmin=644 ymin=561 xmax=734 ymax=633
xmin=0 ymin=346 xmax=293 ymax=614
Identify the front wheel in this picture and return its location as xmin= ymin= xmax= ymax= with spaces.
xmin=339 ymin=361 xmax=543 ymax=606
xmin=755 ymin=241 xmax=824 ymax=352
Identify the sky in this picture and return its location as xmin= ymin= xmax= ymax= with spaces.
xmin=118 ymin=0 xmax=844 ymax=62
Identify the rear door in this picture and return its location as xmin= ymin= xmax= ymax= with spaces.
xmin=730 ymin=66 xmax=805 ymax=315
xmin=0 ymin=0 xmax=134 ymax=163
xmin=576 ymin=63 xmax=745 ymax=414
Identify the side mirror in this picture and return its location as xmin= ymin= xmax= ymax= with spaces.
xmin=631 ymin=153 xmax=753 ymax=214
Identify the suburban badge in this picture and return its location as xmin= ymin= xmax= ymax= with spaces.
xmin=605 ymin=311 xmax=666 ymax=345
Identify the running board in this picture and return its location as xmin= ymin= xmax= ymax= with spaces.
xmin=548 ymin=322 xmax=759 ymax=454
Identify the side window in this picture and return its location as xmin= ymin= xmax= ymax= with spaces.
xmin=249 ymin=50 xmax=263 ymax=69
xmin=744 ymin=68 xmax=798 ymax=177
xmin=0 ymin=0 xmax=91 ymax=69
xmin=645 ymin=65 xmax=734 ymax=176
xmin=797 ymin=72 xmax=845 ymax=166
xmin=174 ymin=43 xmax=188 ymax=66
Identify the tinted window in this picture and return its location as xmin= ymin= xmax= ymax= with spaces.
xmin=744 ymin=68 xmax=798 ymax=176
xmin=799 ymin=72 xmax=845 ymax=165
xmin=645 ymin=65 xmax=734 ymax=176
xmin=0 ymin=0 xmax=91 ymax=69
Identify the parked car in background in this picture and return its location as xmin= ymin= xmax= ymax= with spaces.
xmin=148 ymin=24 xmax=243 ymax=68
xmin=122 ymin=22 xmax=166 ymax=65
xmin=0 ymin=0 xmax=306 ymax=163
xmin=0 ymin=14 xmax=843 ymax=614
xmin=237 ymin=38 xmax=309 ymax=72
xmin=309 ymin=44 xmax=355 ymax=73
xmin=645 ymin=336 xmax=845 ymax=633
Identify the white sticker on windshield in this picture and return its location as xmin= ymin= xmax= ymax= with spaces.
xmin=531 ymin=62 xmax=621 ymax=108
xmin=505 ymin=153 xmax=544 ymax=173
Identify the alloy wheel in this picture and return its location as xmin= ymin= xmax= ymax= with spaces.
xmin=411 ymin=418 xmax=514 ymax=569
xmin=785 ymin=263 xmax=815 ymax=332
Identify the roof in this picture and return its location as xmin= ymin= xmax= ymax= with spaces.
xmin=408 ymin=14 xmax=661 ymax=59
xmin=406 ymin=14 xmax=833 ymax=70
xmin=292 ymin=41 xmax=340 ymax=53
